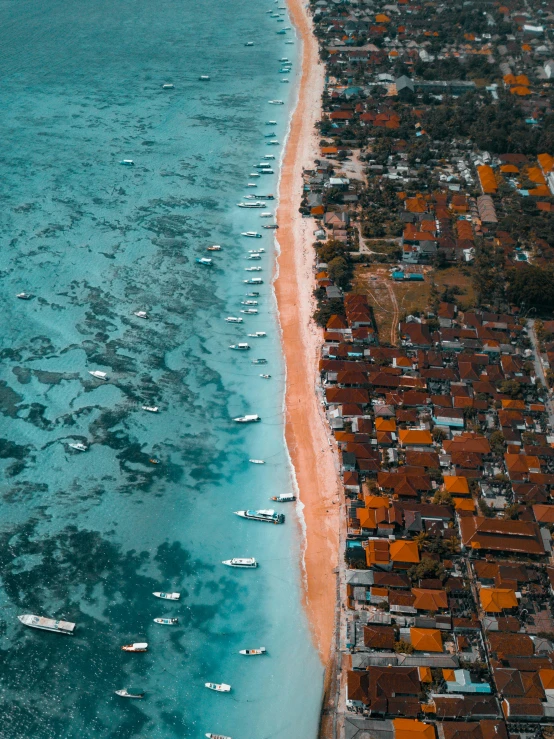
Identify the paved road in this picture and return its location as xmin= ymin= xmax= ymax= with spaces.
xmin=527 ymin=319 xmax=554 ymax=431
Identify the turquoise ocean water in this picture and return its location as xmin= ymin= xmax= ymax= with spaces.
xmin=0 ymin=0 xmax=323 ymax=736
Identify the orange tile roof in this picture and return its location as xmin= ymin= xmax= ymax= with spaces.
xmin=405 ymin=196 xmax=427 ymax=214
xmin=364 ymin=495 xmax=390 ymax=509
xmin=443 ymin=669 xmax=456 ymax=682
xmin=500 ymin=164 xmax=519 ymax=174
xmin=418 ymin=666 xmax=433 ymax=683
xmin=375 ymin=417 xmax=397 ymax=432
xmin=444 ymin=476 xmax=470 ymax=495
xmin=390 ymin=539 xmax=420 ymax=563
xmin=480 ymin=587 xmax=518 ymax=613
xmin=526 ymin=167 xmax=546 ymax=185
xmin=477 ymin=165 xmax=497 ymax=194
xmin=398 ymin=429 xmax=433 ymax=446
xmin=454 ymin=497 xmax=475 ymax=512
xmin=539 ymin=669 xmax=554 ymax=691
xmin=366 ymin=539 xmax=390 ymax=567
xmin=394 ymin=719 xmax=435 ymax=739
xmin=510 ymin=86 xmax=531 ymax=96
xmin=376 ymin=13 xmax=390 ymax=22
xmin=538 ymin=153 xmax=554 ymax=173
xmin=410 ymin=627 xmax=443 ymax=652
xmin=412 ymin=588 xmax=448 ymax=611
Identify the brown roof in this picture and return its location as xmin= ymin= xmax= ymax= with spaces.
xmin=459 ymin=517 xmax=545 ymax=555
xmin=363 ymin=624 xmax=396 ymax=649
xmin=488 ymin=633 xmax=534 ymax=658
xmin=432 ymin=696 xmax=500 ymax=719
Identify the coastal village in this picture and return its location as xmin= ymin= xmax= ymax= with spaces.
xmin=300 ymin=0 xmax=554 ymax=737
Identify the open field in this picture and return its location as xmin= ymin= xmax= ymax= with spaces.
xmin=352 ymin=264 xmax=477 ymax=345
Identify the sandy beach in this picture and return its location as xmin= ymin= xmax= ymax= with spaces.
xmin=275 ymin=0 xmax=340 ymax=668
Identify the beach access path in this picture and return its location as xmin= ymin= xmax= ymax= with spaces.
xmin=275 ymin=0 xmax=341 ymax=669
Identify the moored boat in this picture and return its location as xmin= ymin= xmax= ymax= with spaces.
xmin=237 ymin=201 xmax=266 ymax=208
xmin=18 ymin=614 xmax=75 ymax=635
xmin=239 ymin=647 xmax=266 ymax=655
xmin=249 ymin=459 xmax=265 ymax=464
xmin=229 ymin=343 xmax=250 ymax=350
xmin=222 ymin=558 xmax=257 ymax=568
xmin=153 ymin=617 xmax=178 ymax=625
xmin=225 ymin=316 xmax=243 ymax=323
xmin=241 ymin=299 xmax=258 ymax=304
xmin=205 ymin=683 xmax=231 ymax=692
xmin=233 ymin=414 xmax=260 ymax=423
xmin=153 ymin=592 xmax=180 ymax=600
xmin=247 ymin=331 xmax=266 ymax=337
xmin=120 ymin=159 xmax=134 ymax=166
xmin=142 ymin=406 xmax=159 ymax=413
xmin=115 ymin=689 xmax=144 ymax=699
xmin=241 ymin=231 xmax=262 ymax=238
xmin=16 ymin=292 xmax=33 ymax=300
xmin=206 ymin=245 xmax=222 ymax=251
xmin=206 ymin=734 xmax=232 ymax=739
xmin=260 ymin=374 xmax=271 ymax=379
xmin=121 ymin=643 xmax=148 ymax=652
xmin=234 ymin=509 xmax=284 ymax=524
xmin=196 ymin=257 xmax=213 ymax=266
xmin=199 ymin=75 xmax=210 ymax=81
xmin=89 ymin=370 xmax=108 ymax=380
xmin=240 ymin=309 xmax=258 ymax=315
xmin=244 ymin=278 xmax=263 ymax=284
xmin=245 ymin=40 xmax=254 ymax=46
xmin=134 ymin=310 xmax=148 ymax=319
xmin=263 ymin=224 xmax=279 ymax=229
xmin=270 ymin=493 xmax=296 ymax=502
xmin=162 ymin=83 xmax=174 ymax=89
xmin=268 ymin=100 xmax=284 ymax=104
xmin=251 ymin=358 xmax=267 ymax=365
xmin=68 ymin=442 xmax=88 ymax=452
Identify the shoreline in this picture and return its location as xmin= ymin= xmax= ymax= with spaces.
xmin=275 ymin=0 xmax=340 ymax=670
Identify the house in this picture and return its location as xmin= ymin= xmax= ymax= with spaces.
xmin=346 ymin=666 xmax=421 ymax=712
xmin=410 ymin=627 xmax=443 ymax=652
xmin=479 ymin=588 xmax=518 ymax=613
xmin=443 ymin=670 xmax=492 ymax=694
xmin=459 ymin=517 xmax=546 ymax=556
xmin=398 ymin=429 xmax=433 ymax=447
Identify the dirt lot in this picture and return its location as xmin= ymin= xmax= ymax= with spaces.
xmin=352 ymin=264 xmax=476 ymax=345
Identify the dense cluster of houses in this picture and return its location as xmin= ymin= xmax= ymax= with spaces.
xmin=322 ymin=297 xmax=554 ymax=738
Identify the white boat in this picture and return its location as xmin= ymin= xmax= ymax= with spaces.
xmin=238 ymin=201 xmax=266 ymax=208
xmin=260 ymin=212 xmax=272 ymax=217
xmin=207 ymin=245 xmax=222 ymax=251
xmin=268 ymin=100 xmax=284 ymax=104
xmin=249 ymin=173 xmax=261 ymax=177
xmin=120 ymin=159 xmax=134 ymax=166
xmin=245 ymin=41 xmax=254 ymax=46
xmin=239 ymin=647 xmax=266 ymax=655
xmin=246 ymin=183 xmax=257 ymax=187
xmin=142 ymin=406 xmax=159 ymax=413
xmin=260 ymin=374 xmax=271 ymax=379
xmin=205 ymin=683 xmax=231 ymax=692
xmin=153 ymin=617 xmax=178 ymax=625
xmin=252 ymin=358 xmax=267 ymax=365
xmin=241 ymin=232 xmax=262 ymax=238
xmin=199 ymin=75 xmax=210 ymax=81
xmin=249 ymin=459 xmax=265 ymax=464
xmin=18 ymin=614 xmax=75 ymax=635
xmin=249 ymin=248 xmax=265 ymax=253
xmin=206 ymin=734 xmax=232 ymax=739
xmin=89 ymin=370 xmax=108 ymax=380
xmin=263 ymin=224 xmax=279 ymax=229
xmin=247 ymin=331 xmax=266 ymax=337
xmin=162 ymin=83 xmax=174 ymax=89
xmin=246 ymin=254 xmax=262 ymax=260
xmin=241 ymin=299 xmax=258 ymax=305
xmin=16 ymin=292 xmax=33 ymax=300
xmin=244 ymin=278 xmax=263 ymax=284
xmin=196 ymin=257 xmax=213 ymax=266
xmin=266 ymin=121 xmax=277 ymax=125
xmin=229 ymin=343 xmax=250 ymax=350
xmin=263 ymin=155 xmax=276 ymax=160
xmin=225 ymin=316 xmax=243 ymax=323
xmin=153 ymin=592 xmax=180 ymax=600
xmin=270 ymin=493 xmax=296 ymax=502
xmin=285 ymin=40 xmax=294 ymax=44
xmin=121 ymin=643 xmax=148 ymax=652
xmin=234 ymin=509 xmax=284 ymax=524
xmin=134 ymin=310 xmax=148 ymax=319
xmin=241 ymin=309 xmax=258 ymax=315
xmin=260 ymin=168 xmax=274 ymax=174
xmin=115 ymin=689 xmax=144 ymax=699
xmin=244 ymin=266 xmax=262 ymax=272
xmin=279 ymin=58 xmax=289 ymax=61
xmin=245 ymin=290 xmax=260 ymax=295
xmin=68 ymin=442 xmax=88 ymax=452
xmin=233 ymin=414 xmax=260 ymax=423
xmin=222 ymin=558 xmax=257 ymax=567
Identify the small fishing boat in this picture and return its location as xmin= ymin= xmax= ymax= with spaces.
xmin=241 ymin=309 xmax=258 ymax=315
xmin=268 ymin=100 xmax=284 ymax=104
xmin=279 ymin=58 xmax=289 ymax=61
xmin=263 ymin=224 xmax=279 ymax=229
xmin=69 ymin=442 xmax=88 ymax=452
xmin=134 ymin=310 xmax=148 ymax=319
xmin=249 ymin=248 xmax=265 ymax=253
xmin=249 ymin=459 xmax=265 ymax=464
xmin=239 ymin=647 xmax=266 ymax=655
xmin=276 ymin=29 xmax=286 ymax=34
xmin=206 ymin=245 xmax=222 ymax=251
xmin=264 ymin=132 xmax=277 ymax=138
xmin=270 ymin=493 xmax=296 ymax=502
xmin=245 ymin=41 xmax=254 ymax=46
xmin=199 ymin=75 xmax=210 ymax=81
xmin=249 ymin=172 xmax=261 ymax=177
xmin=247 ymin=331 xmax=266 ymax=337
xmin=142 ymin=406 xmax=159 ymax=413
xmin=260 ymin=374 xmax=271 ymax=379
xmin=246 ymin=289 xmax=261 ymax=294
xmin=280 ymin=79 xmax=289 ymax=83
xmin=229 ymin=343 xmax=250 ymax=350
xmin=241 ymin=232 xmax=262 ymax=238
xmin=120 ymin=159 xmax=134 ymax=166
xmin=267 ymin=141 xmax=279 ymax=146
xmin=252 ymin=358 xmax=267 ymax=365
xmin=265 ymin=120 xmax=277 ymax=125
xmin=196 ymin=257 xmax=213 ymax=266
xmin=206 ymin=734 xmax=232 ymax=739
xmin=153 ymin=592 xmax=180 ymax=600
xmin=259 ymin=168 xmax=274 ymax=173
xmin=205 ymin=683 xmax=231 ymax=692
xmin=222 ymin=558 xmax=257 ymax=568
xmin=115 ymin=689 xmax=144 ymax=699
xmin=244 ymin=278 xmax=264 ymax=285
xmin=153 ymin=617 xmax=178 ymax=625
xmin=149 ymin=458 xmax=161 ymax=465
xmin=260 ymin=212 xmax=273 ymax=217
xmin=121 ymin=643 xmax=148 ymax=653
xmin=89 ymin=370 xmax=108 ymax=380
xmin=162 ymin=83 xmax=174 ymax=89
xmin=233 ymin=414 xmax=260 ymax=423
xmin=285 ymin=40 xmax=294 ymax=44
xmin=246 ymin=254 xmax=261 ymax=260
xmin=225 ymin=316 xmax=243 ymax=323
xmin=244 ymin=266 xmax=262 ymax=272
xmin=16 ymin=292 xmax=33 ymax=300
xmin=237 ymin=201 xmax=266 ymax=208
xmin=241 ymin=299 xmax=258 ymax=305
xmin=18 ymin=614 xmax=75 ymax=635
xmin=234 ymin=509 xmax=284 ymax=524
xmin=246 ymin=183 xmax=257 ymax=187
